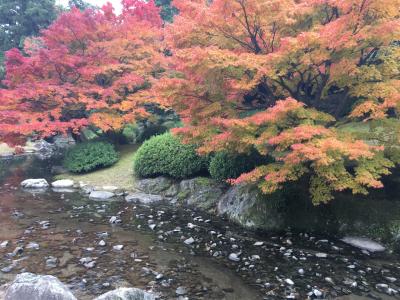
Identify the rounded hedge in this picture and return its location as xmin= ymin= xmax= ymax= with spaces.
xmin=209 ymin=151 xmax=265 ymax=182
xmin=64 ymin=141 xmax=119 ymax=173
xmin=133 ymin=132 xmax=207 ymax=179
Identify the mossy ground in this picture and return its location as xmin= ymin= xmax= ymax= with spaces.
xmin=56 ymin=145 xmax=138 ymax=191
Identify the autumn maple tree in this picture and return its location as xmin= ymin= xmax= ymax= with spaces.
xmin=156 ymin=0 xmax=400 ymax=203
xmin=0 ymin=0 xmax=163 ymax=145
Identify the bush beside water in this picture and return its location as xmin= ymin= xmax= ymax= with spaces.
xmin=64 ymin=141 xmax=119 ymax=173
xmin=133 ymin=133 xmax=207 ymax=179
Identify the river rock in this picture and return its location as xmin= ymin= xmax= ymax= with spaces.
xmin=20 ymin=179 xmax=49 ymax=189
xmin=218 ymin=184 xmax=284 ymax=231
xmin=135 ymin=177 xmax=173 ymax=194
xmin=341 ymin=236 xmax=386 ymax=252
xmin=52 ymin=134 xmax=76 ymax=149
xmin=51 ymin=179 xmax=74 ymax=188
xmin=178 ymin=177 xmax=225 ymax=210
xmin=5 ymin=272 xmax=77 ymax=300
xmin=89 ymin=191 xmax=115 ymax=200
xmin=32 ymin=140 xmax=56 ymax=159
xmin=125 ymin=192 xmax=163 ymax=204
xmin=94 ymin=287 xmax=156 ymax=300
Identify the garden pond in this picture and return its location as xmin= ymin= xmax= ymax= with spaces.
xmin=0 ymin=156 xmax=400 ymax=299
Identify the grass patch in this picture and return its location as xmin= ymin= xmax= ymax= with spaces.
xmin=56 ymin=145 xmax=138 ymax=191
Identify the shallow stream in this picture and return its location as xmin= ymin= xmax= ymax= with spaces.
xmin=0 ymin=156 xmax=400 ymax=299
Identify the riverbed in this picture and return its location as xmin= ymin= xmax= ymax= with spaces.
xmin=1 ymin=156 xmax=400 ymax=299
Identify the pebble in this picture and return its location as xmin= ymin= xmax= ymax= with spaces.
xmin=176 ymin=286 xmax=187 ymax=295
xmin=0 ymin=240 xmax=9 ymax=248
xmin=285 ymin=279 xmax=295 ymax=285
xmin=109 ymin=216 xmax=121 ymax=224
xmin=184 ymin=237 xmax=195 ymax=245
xmin=26 ymin=242 xmax=40 ymax=250
xmin=325 ymin=277 xmax=335 ymax=285
xmin=298 ymin=268 xmax=305 ymax=275
xmin=228 ymin=253 xmax=240 ymax=262
xmin=12 ymin=246 xmax=24 ymax=256
xmin=1 ymin=265 xmax=14 ymax=273
xmin=45 ymin=256 xmax=58 ymax=268
xmin=312 ymin=289 xmax=323 ymax=297
xmin=315 ymin=252 xmax=328 ymax=258
xmin=385 ymin=277 xmax=397 ymax=283
xmin=149 ymin=224 xmax=157 ymax=230
xmin=98 ymin=240 xmax=106 ymax=247
xmin=254 ymin=241 xmax=264 ymax=246
xmin=113 ymin=245 xmax=124 ymax=251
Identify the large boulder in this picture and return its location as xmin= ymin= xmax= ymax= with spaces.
xmin=178 ymin=177 xmax=225 ymax=210
xmin=125 ymin=192 xmax=163 ymax=204
xmin=89 ymin=191 xmax=115 ymax=200
xmin=341 ymin=236 xmax=386 ymax=252
xmin=20 ymin=179 xmax=49 ymax=189
xmin=31 ymin=140 xmax=56 ymax=159
xmin=52 ymin=179 xmax=74 ymax=188
xmin=94 ymin=287 xmax=156 ymax=300
xmin=218 ymin=184 xmax=284 ymax=231
xmin=5 ymin=273 xmax=77 ymax=300
xmin=52 ymin=134 xmax=76 ymax=149
xmin=134 ymin=177 xmax=174 ymax=194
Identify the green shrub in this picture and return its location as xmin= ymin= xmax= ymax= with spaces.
xmin=209 ymin=151 xmax=266 ymax=182
xmin=133 ymin=132 xmax=207 ymax=179
xmin=64 ymin=141 xmax=119 ymax=173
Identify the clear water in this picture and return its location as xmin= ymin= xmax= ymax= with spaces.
xmin=0 ymin=156 xmax=400 ymax=299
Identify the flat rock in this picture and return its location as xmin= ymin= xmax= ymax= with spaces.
xmin=94 ymin=287 xmax=156 ymax=300
xmin=51 ymin=179 xmax=74 ymax=188
xmin=5 ymin=272 xmax=76 ymax=300
xmin=125 ymin=193 xmax=163 ymax=204
xmin=20 ymin=179 xmax=49 ymax=189
xmin=341 ymin=236 xmax=386 ymax=252
xmin=89 ymin=191 xmax=115 ymax=200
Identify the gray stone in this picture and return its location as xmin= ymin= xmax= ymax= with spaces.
xmin=32 ymin=140 xmax=56 ymax=159
xmin=53 ymin=134 xmax=75 ymax=149
xmin=94 ymin=287 xmax=156 ymax=300
xmin=26 ymin=242 xmax=40 ymax=250
xmin=5 ymin=273 xmax=77 ymax=300
xmin=228 ymin=253 xmax=240 ymax=262
xmin=21 ymin=179 xmax=49 ymax=189
xmin=184 ymin=237 xmax=195 ymax=245
xmin=175 ymin=286 xmax=187 ymax=296
xmin=89 ymin=191 xmax=115 ymax=200
xmin=179 ymin=178 xmax=224 ymax=210
xmin=125 ymin=193 xmax=163 ymax=204
xmin=135 ymin=177 xmax=173 ymax=194
xmin=164 ymin=184 xmax=179 ymax=197
xmin=217 ymin=184 xmax=284 ymax=231
xmin=341 ymin=236 xmax=386 ymax=252
xmin=51 ymin=179 xmax=74 ymax=188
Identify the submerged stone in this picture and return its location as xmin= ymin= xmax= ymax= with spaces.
xmin=95 ymin=287 xmax=156 ymax=300
xmin=20 ymin=179 xmax=49 ymax=189
xmin=125 ymin=192 xmax=163 ymax=204
xmin=5 ymin=273 xmax=76 ymax=300
xmin=341 ymin=236 xmax=386 ymax=252
xmin=51 ymin=179 xmax=74 ymax=188
xmin=89 ymin=191 xmax=115 ymax=200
